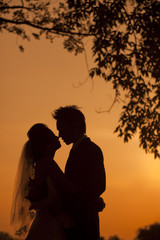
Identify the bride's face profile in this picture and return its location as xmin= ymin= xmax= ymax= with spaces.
xmin=47 ymin=134 xmax=61 ymax=156
xmin=28 ymin=123 xmax=61 ymax=159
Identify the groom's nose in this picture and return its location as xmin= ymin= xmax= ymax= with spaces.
xmin=58 ymin=132 xmax=61 ymax=138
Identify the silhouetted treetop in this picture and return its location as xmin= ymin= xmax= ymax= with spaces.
xmin=1 ymin=0 xmax=160 ymax=158
xmin=108 ymin=235 xmax=122 ymax=240
xmin=135 ymin=223 xmax=160 ymax=240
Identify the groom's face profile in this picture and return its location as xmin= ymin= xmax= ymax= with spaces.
xmin=56 ymin=120 xmax=74 ymax=145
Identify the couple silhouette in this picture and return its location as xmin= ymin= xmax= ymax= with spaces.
xmin=11 ymin=105 xmax=106 ymax=240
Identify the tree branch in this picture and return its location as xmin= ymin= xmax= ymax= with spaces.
xmin=95 ymin=89 xmax=120 ymax=113
xmin=21 ymin=0 xmax=24 ymax=7
xmin=0 ymin=5 xmax=30 ymax=10
xmin=0 ymin=17 xmax=95 ymax=37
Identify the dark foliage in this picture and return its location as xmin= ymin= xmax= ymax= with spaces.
xmin=108 ymin=235 xmax=122 ymax=240
xmin=135 ymin=223 xmax=160 ymax=240
xmin=0 ymin=0 xmax=160 ymax=158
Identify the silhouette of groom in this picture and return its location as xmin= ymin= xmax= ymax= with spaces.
xmin=52 ymin=105 xmax=106 ymax=240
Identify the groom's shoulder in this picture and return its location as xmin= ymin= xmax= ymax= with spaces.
xmin=81 ymin=137 xmax=103 ymax=154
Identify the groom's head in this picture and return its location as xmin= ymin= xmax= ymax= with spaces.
xmin=52 ymin=105 xmax=86 ymax=144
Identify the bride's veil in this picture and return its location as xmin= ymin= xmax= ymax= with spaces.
xmin=10 ymin=141 xmax=35 ymax=238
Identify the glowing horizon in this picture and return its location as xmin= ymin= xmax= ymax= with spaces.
xmin=1 ymin=33 xmax=160 ymax=240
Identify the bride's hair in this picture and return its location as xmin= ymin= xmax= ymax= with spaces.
xmin=10 ymin=123 xmax=56 ymax=238
xmin=27 ymin=123 xmax=57 ymax=161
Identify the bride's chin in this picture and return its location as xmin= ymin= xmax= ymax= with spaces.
xmin=56 ymin=143 xmax=61 ymax=149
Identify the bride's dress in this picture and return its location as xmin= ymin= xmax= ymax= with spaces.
xmin=25 ymin=176 xmax=68 ymax=240
xmin=26 ymin=209 xmax=66 ymax=240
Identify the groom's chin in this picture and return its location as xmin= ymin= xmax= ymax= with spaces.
xmin=63 ymin=140 xmax=71 ymax=145
xmin=57 ymin=144 xmax=61 ymax=149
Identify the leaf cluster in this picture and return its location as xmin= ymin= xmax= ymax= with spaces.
xmin=62 ymin=0 xmax=160 ymax=158
xmin=0 ymin=0 xmax=160 ymax=157
xmin=135 ymin=223 xmax=160 ymax=240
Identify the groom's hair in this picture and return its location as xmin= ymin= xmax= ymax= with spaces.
xmin=52 ymin=105 xmax=86 ymax=134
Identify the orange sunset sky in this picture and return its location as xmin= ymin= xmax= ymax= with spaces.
xmin=1 ymin=29 xmax=160 ymax=240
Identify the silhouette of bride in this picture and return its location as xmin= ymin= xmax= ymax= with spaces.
xmin=10 ymin=123 xmax=73 ymax=240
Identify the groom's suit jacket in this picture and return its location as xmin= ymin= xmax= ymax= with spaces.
xmin=64 ymin=137 xmax=106 ymax=240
